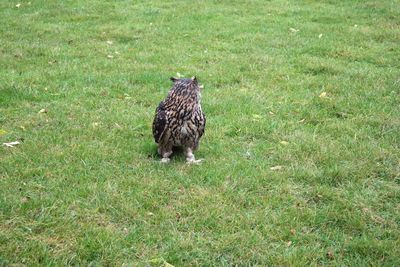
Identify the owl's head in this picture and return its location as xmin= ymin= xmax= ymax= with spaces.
xmin=170 ymin=76 xmax=204 ymax=90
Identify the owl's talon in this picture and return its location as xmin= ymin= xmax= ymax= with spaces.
xmin=161 ymin=158 xmax=170 ymax=163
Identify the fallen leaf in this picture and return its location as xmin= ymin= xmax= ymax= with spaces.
xmin=287 ymin=241 xmax=292 ymax=247
xmin=92 ymin=122 xmax=99 ymax=127
xmin=16 ymin=3 xmax=21 ymax=8
xmin=14 ymin=53 xmax=22 ymax=57
xmin=280 ymin=141 xmax=289 ymax=145
xmin=39 ymin=109 xmax=47 ymax=113
xmin=176 ymin=72 xmax=182 ymax=78
xmin=326 ymin=251 xmax=334 ymax=259
xmin=289 ymin=27 xmax=299 ymax=33
xmin=147 ymin=212 xmax=154 ymax=216
xmin=318 ymin=34 xmax=323 ymax=38
xmin=319 ymin=92 xmax=327 ymax=98
xmin=290 ymin=229 xmax=296 ymax=234
xmin=19 ymin=126 xmax=26 ymax=131
xmin=106 ymin=40 xmax=113 ymax=45
xmin=226 ymin=175 xmax=231 ymax=179
xmin=252 ymin=114 xmax=263 ymax=119
xmin=270 ymin=165 xmax=283 ymax=170
xmin=268 ymin=111 xmax=274 ymax=115
xmin=107 ymin=55 xmax=113 ymax=59
xmin=175 ymin=212 xmax=181 ymax=219
xmin=0 ymin=130 xmax=7 ymax=135
xmin=3 ymin=141 xmax=22 ymax=148
xmin=48 ymin=60 xmax=57 ymax=65
xmin=164 ymin=261 xmax=174 ymax=267
xmin=67 ymin=40 xmax=73 ymax=44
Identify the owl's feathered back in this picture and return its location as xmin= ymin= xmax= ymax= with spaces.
xmin=152 ymin=77 xmax=206 ymax=162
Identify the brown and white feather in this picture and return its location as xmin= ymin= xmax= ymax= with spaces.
xmin=152 ymin=77 xmax=206 ymax=163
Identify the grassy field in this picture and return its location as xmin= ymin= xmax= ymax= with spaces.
xmin=1 ymin=0 xmax=399 ymax=265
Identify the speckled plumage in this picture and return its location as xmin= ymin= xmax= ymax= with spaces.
xmin=152 ymin=77 xmax=206 ymax=163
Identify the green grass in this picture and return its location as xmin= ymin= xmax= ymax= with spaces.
xmin=1 ymin=0 xmax=399 ymax=265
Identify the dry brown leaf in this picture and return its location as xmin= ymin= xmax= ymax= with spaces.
xmin=287 ymin=241 xmax=292 ymax=247
xmin=326 ymin=251 xmax=334 ymax=259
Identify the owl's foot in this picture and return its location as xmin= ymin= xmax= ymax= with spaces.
xmin=160 ymin=151 xmax=172 ymax=163
xmin=161 ymin=158 xmax=170 ymax=163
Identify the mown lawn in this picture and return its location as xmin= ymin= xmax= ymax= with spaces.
xmin=1 ymin=0 xmax=399 ymax=265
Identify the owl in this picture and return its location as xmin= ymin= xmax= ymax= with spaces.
xmin=152 ymin=76 xmax=206 ymax=163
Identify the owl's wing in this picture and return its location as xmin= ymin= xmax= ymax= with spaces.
xmin=152 ymin=101 xmax=168 ymax=143
xmin=197 ymin=110 xmax=206 ymax=138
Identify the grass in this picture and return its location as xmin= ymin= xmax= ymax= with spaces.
xmin=1 ymin=0 xmax=399 ymax=265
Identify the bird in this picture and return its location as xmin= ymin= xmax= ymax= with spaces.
xmin=152 ymin=76 xmax=206 ymax=163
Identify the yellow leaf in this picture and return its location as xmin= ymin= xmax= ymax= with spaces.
xmin=0 ymin=130 xmax=6 ymax=135
xmin=164 ymin=261 xmax=175 ymax=267
xmin=319 ymin=92 xmax=327 ymax=98
xmin=280 ymin=141 xmax=289 ymax=145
